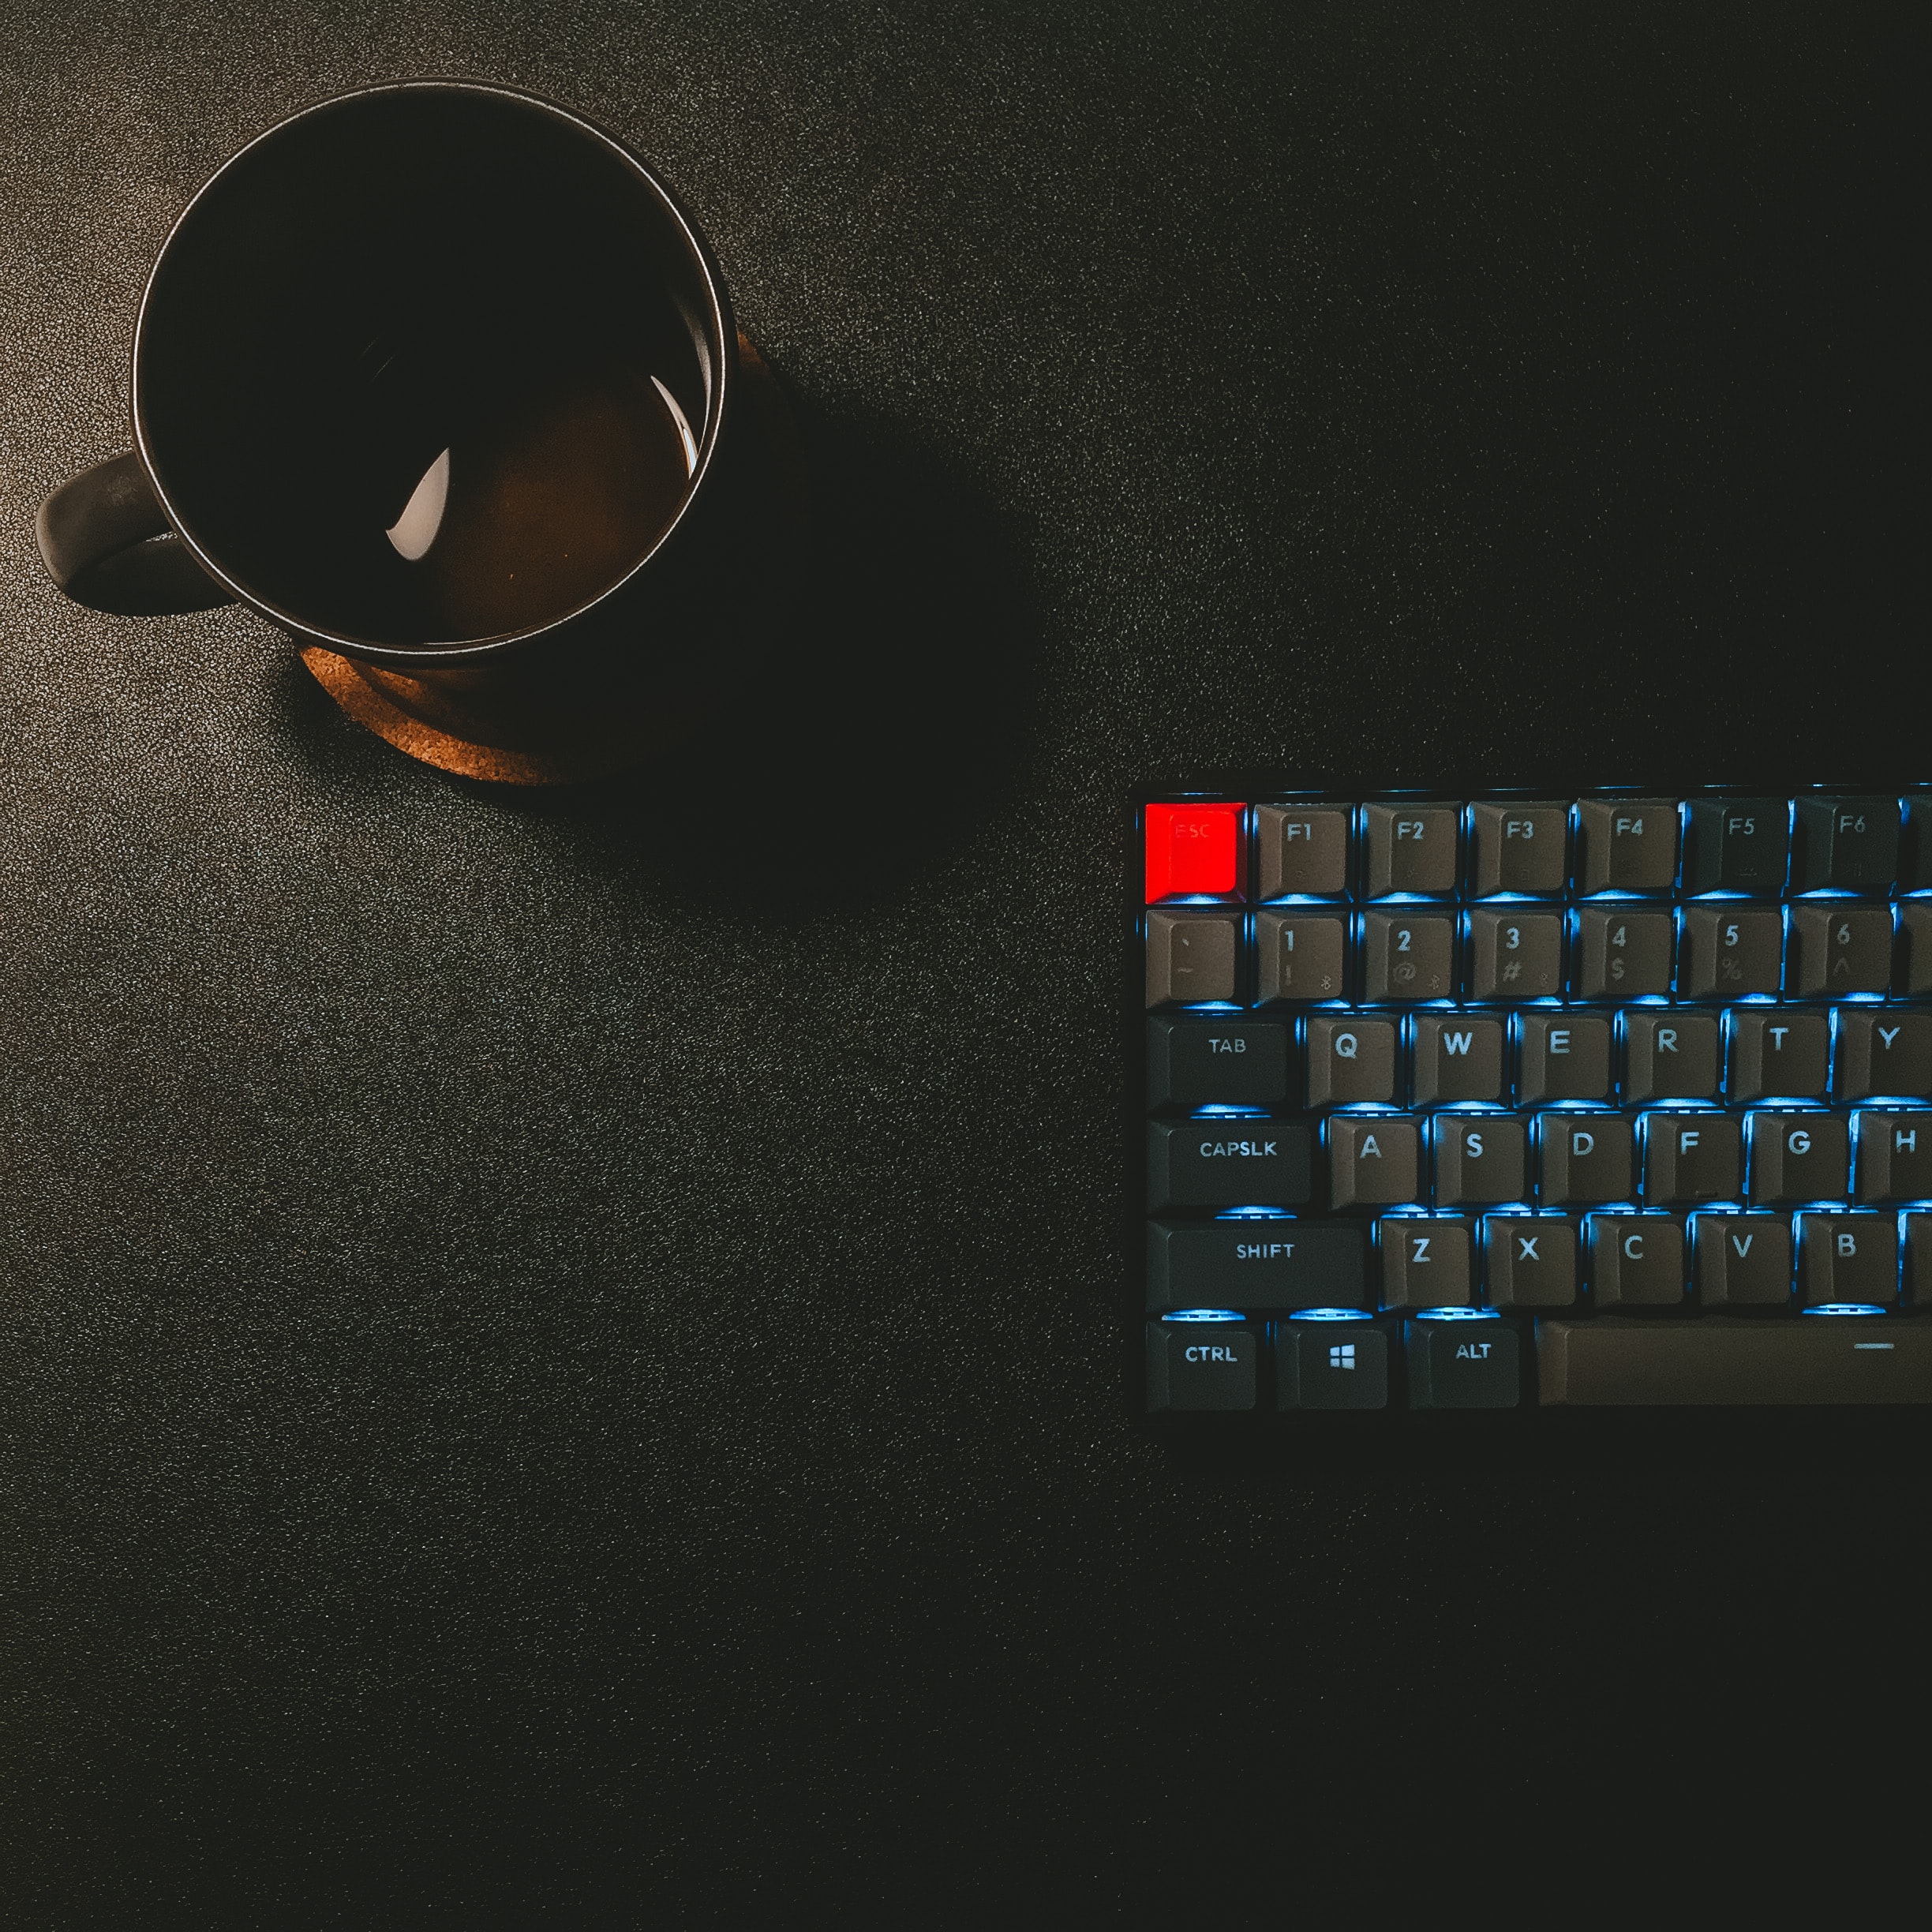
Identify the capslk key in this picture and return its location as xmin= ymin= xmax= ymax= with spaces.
xmin=1146 ymin=1119 xmax=1313 ymax=1211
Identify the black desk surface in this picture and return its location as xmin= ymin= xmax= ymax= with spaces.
xmin=3 ymin=3 xmax=1926 ymax=1919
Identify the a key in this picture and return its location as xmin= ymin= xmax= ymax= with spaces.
xmin=1745 ymin=1110 xmax=1848 ymax=1203
xmin=1787 ymin=904 xmax=1895 ymax=996
xmin=1727 ymin=1009 xmax=1829 ymax=1099
xmin=1691 ymin=1211 xmax=1793 ymax=1306
xmin=1278 ymin=1324 xmax=1389 ymax=1410
xmin=1144 ymin=802 xmax=1245 ymax=901
xmin=1377 ymin=1217 xmax=1473 ymax=1310
xmin=1678 ymin=906 xmax=1783 ymax=998
xmin=1642 ymin=1112 xmax=1742 ymax=1203
xmin=1682 ymin=797 xmax=1789 ymax=894
xmin=1466 ymin=911 xmax=1562 ymax=998
xmin=1146 ymin=1118 xmax=1314 ymax=1211
xmin=1573 ymin=908 xmax=1674 ymax=998
xmin=1537 ymin=1320 xmax=1932 ymax=1406
xmin=1795 ymin=1213 xmax=1899 ymax=1308
xmin=1577 ymin=797 xmax=1679 ymax=892
xmin=1853 ymin=1111 xmax=1932 ymax=1203
xmin=1481 ymin=1215 xmax=1578 ymax=1308
xmin=1145 ymin=909 xmax=1240 ymax=1006
xmin=1536 ymin=1113 xmax=1634 ymax=1204
xmin=1904 ymin=904 xmax=1932 ymax=995
xmin=1361 ymin=912 xmax=1455 ymax=1000
xmin=1145 ymin=1320 xmax=1256 ymax=1410
xmin=1327 ymin=1114 xmax=1421 ymax=1208
xmin=1432 ymin=1115 xmax=1527 ymax=1206
xmin=1622 ymin=1013 xmax=1720 ymax=1103
xmin=1469 ymin=801 xmax=1569 ymax=894
xmin=1145 ymin=1219 xmax=1368 ymax=1312
xmin=1907 ymin=1212 xmax=1932 ymax=1303
xmin=1410 ymin=1015 xmax=1504 ymax=1103
xmin=1835 ymin=1011 xmax=1932 ymax=1099
xmin=1253 ymin=912 xmax=1348 ymax=1002
xmin=1793 ymin=796 xmax=1900 ymax=891
xmin=1146 ymin=1018 xmax=1290 ymax=1108
xmin=1364 ymin=803 xmax=1459 ymax=895
xmin=1404 ymin=1319 xmax=1522 ymax=1408
xmin=1587 ymin=1215 xmax=1686 ymax=1308
xmin=1515 ymin=1013 xmax=1612 ymax=1103
xmin=1305 ymin=1016 xmax=1398 ymax=1106
xmin=1255 ymin=803 xmax=1351 ymax=899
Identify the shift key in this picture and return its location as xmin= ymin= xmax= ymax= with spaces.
xmin=1147 ymin=1118 xmax=1313 ymax=1211
xmin=1146 ymin=1219 xmax=1367 ymax=1312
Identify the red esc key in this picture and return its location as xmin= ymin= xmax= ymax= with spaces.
xmin=1145 ymin=802 xmax=1245 ymax=902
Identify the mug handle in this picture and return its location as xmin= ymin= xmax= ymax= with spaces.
xmin=35 ymin=451 xmax=237 ymax=614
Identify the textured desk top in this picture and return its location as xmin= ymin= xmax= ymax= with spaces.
xmin=2 ymin=2 xmax=1925 ymax=1917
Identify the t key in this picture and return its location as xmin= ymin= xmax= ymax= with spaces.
xmin=1728 ymin=1010 xmax=1830 ymax=1099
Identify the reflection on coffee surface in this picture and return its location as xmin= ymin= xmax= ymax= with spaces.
xmin=380 ymin=360 xmax=696 ymax=638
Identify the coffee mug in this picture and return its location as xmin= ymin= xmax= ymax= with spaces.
xmin=36 ymin=81 xmax=745 ymax=685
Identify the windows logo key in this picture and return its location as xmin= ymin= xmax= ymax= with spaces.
xmin=1328 ymin=1342 xmax=1357 ymax=1371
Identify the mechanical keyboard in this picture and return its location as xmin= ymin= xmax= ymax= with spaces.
xmin=1133 ymin=784 xmax=1932 ymax=1416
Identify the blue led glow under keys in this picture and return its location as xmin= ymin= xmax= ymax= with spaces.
xmin=1414 ymin=1306 xmax=1500 ymax=1321
xmin=1162 ymin=1309 xmax=1245 ymax=1323
xmin=1287 ymin=1307 xmax=1372 ymax=1322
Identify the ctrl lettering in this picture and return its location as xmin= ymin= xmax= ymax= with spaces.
xmin=1184 ymin=1343 xmax=1240 ymax=1363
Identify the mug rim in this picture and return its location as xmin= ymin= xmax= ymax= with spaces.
xmin=129 ymin=78 xmax=738 ymax=668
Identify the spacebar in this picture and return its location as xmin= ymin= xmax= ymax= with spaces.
xmin=1537 ymin=1320 xmax=1932 ymax=1406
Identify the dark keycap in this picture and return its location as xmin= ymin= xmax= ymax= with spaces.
xmin=1278 ymin=1324 xmax=1389 ymax=1410
xmin=1256 ymin=803 xmax=1352 ymax=899
xmin=1147 ymin=1018 xmax=1290 ymax=1108
xmin=1147 ymin=1118 xmax=1314 ymax=1211
xmin=1795 ymin=1213 xmax=1899 ymax=1308
xmin=1907 ymin=1213 xmax=1932 ymax=1305
xmin=1145 ymin=1321 xmax=1256 ymax=1411
xmin=1623 ymin=1013 xmax=1720 ymax=1103
xmin=1835 ymin=1011 xmax=1932 ymax=1099
xmin=1642 ymin=1112 xmax=1742 ymax=1203
xmin=1904 ymin=795 xmax=1932 ymax=892
xmin=1481 ymin=1215 xmax=1578 ymax=1308
xmin=1537 ymin=1320 xmax=1932 ymax=1406
xmin=1145 ymin=910 xmax=1240 ymax=1006
xmin=1691 ymin=1211 xmax=1793 ymax=1307
xmin=1578 ymin=797 xmax=1679 ymax=892
xmin=1405 ymin=1319 xmax=1521 ymax=1408
xmin=1361 ymin=912 xmax=1455 ymax=1000
xmin=1377 ymin=1217 xmax=1473 ymax=1310
xmin=1306 ymin=1016 xmax=1398 ymax=1106
xmin=1469 ymin=801 xmax=1568 ymax=895
xmin=1574 ymin=908 xmax=1674 ymax=998
xmin=1788 ymin=904 xmax=1895 ymax=996
xmin=1793 ymin=796 xmax=1900 ymax=891
xmin=1745 ymin=1110 xmax=1849 ymax=1204
xmin=1588 ymin=1215 xmax=1686 ymax=1309
xmin=1516 ymin=1014 xmax=1612 ymax=1103
xmin=1853 ymin=1111 xmax=1932 ymax=1204
xmin=1432 ymin=1115 xmax=1527 ymax=1207
xmin=1904 ymin=904 xmax=1932 ymax=995
xmin=1411 ymin=1015 xmax=1504 ymax=1103
xmin=1253 ymin=912 xmax=1348 ymax=1002
xmin=1144 ymin=1219 xmax=1369 ymax=1312
xmin=1678 ymin=906 xmax=1783 ymax=999
xmin=1327 ymin=1114 xmax=1421 ymax=1209
xmin=1683 ymin=797 xmax=1789 ymax=894
xmin=1728 ymin=1009 xmax=1830 ymax=1100
xmin=1537 ymin=1113 xmax=1634 ymax=1204
xmin=1364 ymin=803 xmax=1459 ymax=895
xmin=1466 ymin=910 xmax=1563 ymax=998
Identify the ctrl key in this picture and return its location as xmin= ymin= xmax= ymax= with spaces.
xmin=1146 ymin=1320 xmax=1256 ymax=1412
xmin=1404 ymin=1319 xmax=1522 ymax=1409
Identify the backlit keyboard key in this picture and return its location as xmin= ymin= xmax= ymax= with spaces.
xmin=1410 ymin=1014 xmax=1504 ymax=1103
xmin=1515 ymin=1013 xmax=1612 ymax=1103
xmin=1481 ymin=1216 xmax=1578 ymax=1308
xmin=1788 ymin=904 xmax=1894 ymax=995
xmin=1536 ymin=1114 xmax=1634 ymax=1204
xmin=1469 ymin=801 xmax=1568 ymax=894
xmin=1836 ymin=1011 xmax=1932 ymax=1099
xmin=1907 ymin=1212 xmax=1932 ymax=1302
xmin=1586 ymin=1215 xmax=1685 ymax=1308
xmin=1727 ymin=1009 xmax=1829 ymax=1099
xmin=1144 ymin=909 xmax=1240 ymax=1006
xmin=1642 ymin=1112 xmax=1741 ymax=1203
xmin=1277 ymin=1324 xmax=1389 ymax=1410
xmin=1144 ymin=801 xmax=1245 ymax=900
xmin=1537 ymin=1320 xmax=1932 ymax=1404
xmin=1306 ymin=1016 xmax=1398 ymax=1105
xmin=1691 ymin=1211 xmax=1792 ymax=1306
xmin=1795 ymin=1212 xmax=1897 ymax=1307
xmin=1852 ymin=1111 xmax=1932 ymax=1203
xmin=1253 ymin=911 xmax=1347 ymax=1002
xmin=1573 ymin=907 xmax=1673 ymax=998
xmin=1146 ymin=1118 xmax=1314 ymax=1211
xmin=1404 ymin=1318 xmax=1522 ymax=1407
xmin=1361 ymin=911 xmax=1455 ymax=999
xmin=1145 ymin=1018 xmax=1290 ymax=1108
xmin=1683 ymin=796 xmax=1789 ymax=893
xmin=1377 ymin=1216 xmax=1473 ymax=1309
xmin=1905 ymin=904 xmax=1932 ymax=994
xmin=1904 ymin=795 xmax=1932 ymax=891
xmin=1327 ymin=1114 xmax=1421 ymax=1208
xmin=1793 ymin=796 xmax=1899 ymax=891
xmin=1144 ymin=1219 xmax=1368 ymax=1312
xmin=1364 ymin=803 xmax=1458 ymax=896
xmin=1432 ymin=1115 xmax=1526 ymax=1206
xmin=1578 ymin=798 xmax=1678 ymax=892
xmin=1622 ymin=1012 xmax=1720 ymax=1102
xmin=1255 ymin=803 xmax=1351 ymax=898
xmin=1744 ymin=1110 xmax=1848 ymax=1203
xmin=1145 ymin=1320 xmax=1256 ymax=1410
xmin=1466 ymin=909 xmax=1562 ymax=998
xmin=1678 ymin=905 xmax=1782 ymax=998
